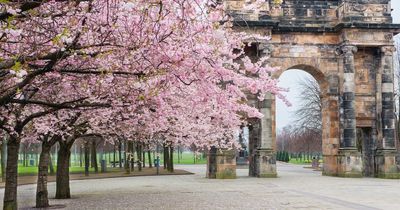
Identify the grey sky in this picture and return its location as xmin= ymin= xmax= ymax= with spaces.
xmin=276 ymin=3 xmax=400 ymax=131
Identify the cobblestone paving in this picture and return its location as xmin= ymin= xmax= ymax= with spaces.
xmin=2 ymin=163 xmax=400 ymax=210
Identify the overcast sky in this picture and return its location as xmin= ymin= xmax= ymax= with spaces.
xmin=276 ymin=3 xmax=400 ymax=131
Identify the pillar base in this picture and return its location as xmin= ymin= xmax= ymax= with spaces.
xmin=322 ymin=150 xmax=363 ymax=178
xmin=250 ymin=148 xmax=277 ymax=178
xmin=336 ymin=149 xmax=363 ymax=177
xmin=375 ymin=150 xmax=400 ymax=179
xmin=207 ymin=149 xmax=236 ymax=179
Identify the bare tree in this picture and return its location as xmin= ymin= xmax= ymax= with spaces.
xmin=276 ymin=75 xmax=322 ymax=156
xmin=292 ymin=76 xmax=322 ymax=135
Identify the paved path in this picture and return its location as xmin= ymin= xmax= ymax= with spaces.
xmin=2 ymin=163 xmax=400 ymax=210
xmin=0 ymin=168 xmax=191 ymax=188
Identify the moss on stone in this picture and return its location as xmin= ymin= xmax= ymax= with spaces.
xmin=323 ymin=171 xmax=363 ymax=178
xmin=216 ymin=169 xmax=236 ymax=179
xmin=377 ymin=173 xmax=400 ymax=179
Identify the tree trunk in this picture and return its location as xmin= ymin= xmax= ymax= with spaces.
xmin=142 ymin=145 xmax=146 ymax=168
xmin=129 ymin=142 xmax=134 ymax=172
xmin=148 ymin=150 xmax=152 ymax=168
xmin=22 ymin=146 xmax=27 ymax=167
xmin=1 ymin=138 xmax=6 ymax=182
xmin=124 ymin=140 xmax=131 ymax=174
xmin=136 ymin=143 xmax=142 ymax=171
xmin=3 ymin=138 xmax=20 ymax=210
xmin=177 ymin=146 xmax=180 ymax=164
xmin=79 ymin=145 xmax=83 ymax=168
xmin=84 ymin=142 xmax=89 ymax=176
xmin=55 ymin=142 xmax=72 ymax=199
xmin=163 ymin=145 xmax=167 ymax=169
xmin=118 ymin=140 xmax=122 ymax=168
xmin=168 ymin=146 xmax=174 ymax=172
xmin=36 ymin=143 xmax=51 ymax=208
xmin=108 ymin=149 xmax=111 ymax=166
xmin=113 ymin=144 xmax=116 ymax=168
xmin=49 ymin=153 xmax=55 ymax=175
xmin=91 ymin=141 xmax=98 ymax=173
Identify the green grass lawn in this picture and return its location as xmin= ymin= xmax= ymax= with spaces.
xmin=10 ymin=151 xmax=206 ymax=176
xmin=16 ymin=165 xmax=119 ymax=176
xmin=167 ymin=152 xmax=207 ymax=164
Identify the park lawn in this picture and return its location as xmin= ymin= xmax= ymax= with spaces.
xmin=13 ymin=151 xmax=206 ymax=176
xmin=170 ymin=152 xmax=207 ymax=164
xmin=15 ymin=165 xmax=121 ymax=176
xmin=129 ymin=151 xmax=206 ymax=165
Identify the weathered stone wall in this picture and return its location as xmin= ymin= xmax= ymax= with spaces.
xmin=205 ymin=0 xmax=400 ymax=179
xmin=338 ymin=0 xmax=392 ymax=23
xmin=207 ymin=148 xmax=237 ymax=179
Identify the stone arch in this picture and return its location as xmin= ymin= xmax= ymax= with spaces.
xmin=269 ymin=65 xmax=339 ymax=177
xmin=273 ymin=64 xmax=328 ymax=94
xmin=206 ymin=0 xmax=400 ymax=180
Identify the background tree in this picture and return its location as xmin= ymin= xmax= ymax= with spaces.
xmin=276 ymin=75 xmax=322 ymax=160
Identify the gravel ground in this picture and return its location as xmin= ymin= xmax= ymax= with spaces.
xmin=2 ymin=163 xmax=400 ymax=210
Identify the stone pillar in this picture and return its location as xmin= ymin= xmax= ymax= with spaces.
xmin=341 ymin=45 xmax=358 ymax=149
xmin=251 ymin=93 xmax=277 ymax=178
xmin=375 ymin=46 xmax=400 ymax=179
xmin=380 ymin=46 xmax=396 ymax=149
xmin=337 ymin=45 xmax=362 ymax=177
xmin=206 ymin=148 xmax=236 ymax=179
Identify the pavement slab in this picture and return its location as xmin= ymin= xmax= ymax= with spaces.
xmin=1 ymin=162 xmax=400 ymax=210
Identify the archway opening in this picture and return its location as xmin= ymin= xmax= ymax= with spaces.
xmin=275 ymin=69 xmax=323 ymax=173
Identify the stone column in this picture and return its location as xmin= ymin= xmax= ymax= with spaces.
xmin=375 ymin=45 xmax=400 ymax=178
xmin=252 ymin=93 xmax=277 ymax=178
xmin=380 ymin=46 xmax=396 ymax=149
xmin=337 ymin=45 xmax=362 ymax=177
xmin=341 ymin=45 xmax=358 ymax=149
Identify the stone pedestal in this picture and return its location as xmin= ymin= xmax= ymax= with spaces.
xmin=207 ymin=149 xmax=236 ymax=179
xmin=375 ymin=150 xmax=400 ymax=179
xmin=337 ymin=150 xmax=363 ymax=178
xmin=251 ymin=148 xmax=277 ymax=178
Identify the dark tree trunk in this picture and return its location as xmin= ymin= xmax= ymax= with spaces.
xmin=163 ymin=145 xmax=167 ymax=169
xmin=91 ymin=141 xmax=98 ymax=173
xmin=124 ymin=140 xmax=129 ymax=173
xmin=129 ymin=142 xmax=134 ymax=172
xmin=49 ymin=153 xmax=55 ymax=175
xmin=148 ymin=150 xmax=152 ymax=168
xmin=124 ymin=141 xmax=135 ymax=173
xmin=36 ymin=143 xmax=51 ymax=208
xmin=3 ymin=138 xmax=20 ymax=210
xmin=142 ymin=145 xmax=146 ymax=168
xmin=177 ymin=146 xmax=180 ymax=164
xmin=118 ymin=140 xmax=122 ymax=168
xmin=79 ymin=145 xmax=83 ymax=168
xmin=108 ymin=149 xmax=111 ymax=166
xmin=168 ymin=146 xmax=174 ymax=172
xmin=84 ymin=142 xmax=89 ymax=176
xmin=136 ymin=143 xmax=142 ymax=171
xmin=22 ymin=146 xmax=27 ymax=167
xmin=55 ymin=142 xmax=72 ymax=199
xmin=113 ymin=144 xmax=116 ymax=168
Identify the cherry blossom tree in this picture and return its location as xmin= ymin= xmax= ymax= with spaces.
xmin=1 ymin=1 xmax=284 ymax=209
